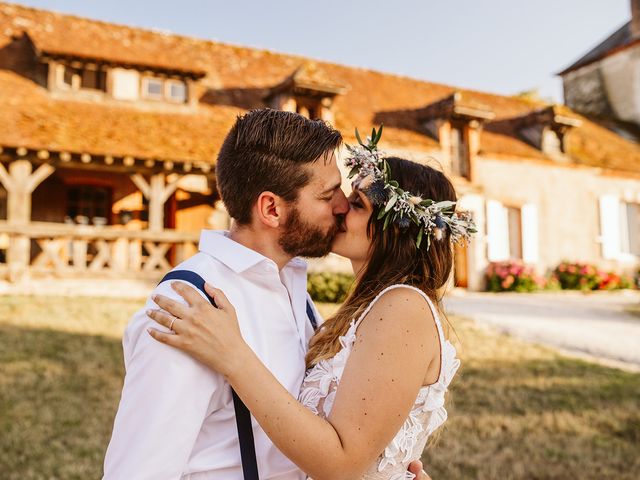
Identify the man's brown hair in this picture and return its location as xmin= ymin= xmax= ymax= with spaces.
xmin=216 ymin=109 xmax=343 ymax=225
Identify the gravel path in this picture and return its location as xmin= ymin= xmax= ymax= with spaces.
xmin=444 ymin=290 xmax=640 ymax=369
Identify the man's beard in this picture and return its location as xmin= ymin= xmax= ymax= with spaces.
xmin=279 ymin=205 xmax=338 ymax=258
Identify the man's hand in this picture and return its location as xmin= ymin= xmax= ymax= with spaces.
xmin=408 ymin=459 xmax=432 ymax=480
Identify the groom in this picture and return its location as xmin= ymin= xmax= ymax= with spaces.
xmin=103 ymin=109 xmax=429 ymax=479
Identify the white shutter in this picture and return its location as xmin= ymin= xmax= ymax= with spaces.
xmin=111 ymin=68 xmax=140 ymax=100
xmin=487 ymin=200 xmax=510 ymax=261
xmin=599 ymin=195 xmax=621 ymax=259
xmin=521 ymin=203 xmax=539 ymax=263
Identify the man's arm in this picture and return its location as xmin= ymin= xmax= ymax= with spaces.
xmin=103 ymin=282 xmax=224 ymax=479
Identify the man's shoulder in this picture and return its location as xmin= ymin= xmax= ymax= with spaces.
xmin=172 ymin=250 xmax=223 ymax=277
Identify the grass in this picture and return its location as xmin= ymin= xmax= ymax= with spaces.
xmin=0 ymin=297 xmax=639 ymax=479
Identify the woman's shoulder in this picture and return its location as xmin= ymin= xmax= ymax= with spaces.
xmin=357 ymin=284 xmax=438 ymax=336
xmin=368 ymin=284 xmax=434 ymax=315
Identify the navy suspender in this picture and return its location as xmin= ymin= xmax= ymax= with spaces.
xmin=158 ymin=269 xmax=318 ymax=480
xmin=306 ymin=300 xmax=318 ymax=330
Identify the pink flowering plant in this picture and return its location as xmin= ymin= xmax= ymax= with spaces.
xmin=485 ymin=260 xmax=543 ymax=293
xmin=553 ymin=261 xmax=635 ymax=291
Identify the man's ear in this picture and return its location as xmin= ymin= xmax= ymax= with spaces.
xmin=254 ymin=191 xmax=285 ymax=228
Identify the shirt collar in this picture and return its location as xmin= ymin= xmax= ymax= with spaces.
xmin=198 ymin=230 xmax=308 ymax=274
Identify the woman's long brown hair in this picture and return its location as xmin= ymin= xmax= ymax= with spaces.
xmin=306 ymin=157 xmax=457 ymax=368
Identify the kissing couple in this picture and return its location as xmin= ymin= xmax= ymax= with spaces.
xmin=104 ymin=108 xmax=474 ymax=479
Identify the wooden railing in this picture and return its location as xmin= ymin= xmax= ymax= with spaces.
xmin=0 ymin=221 xmax=199 ymax=280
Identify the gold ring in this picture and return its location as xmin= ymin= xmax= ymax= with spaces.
xmin=169 ymin=317 xmax=176 ymax=332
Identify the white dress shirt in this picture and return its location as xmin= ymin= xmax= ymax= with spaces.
xmin=104 ymin=230 xmax=319 ymax=480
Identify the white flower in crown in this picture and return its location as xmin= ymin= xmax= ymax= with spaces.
xmin=344 ymin=125 xmax=477 ymax=249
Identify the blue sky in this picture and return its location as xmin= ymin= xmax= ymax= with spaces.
xmin=12 ymin=0 xmax=631 ymax=102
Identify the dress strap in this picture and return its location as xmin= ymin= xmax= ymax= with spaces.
xmin=353 ymin=284 xmax=446 ymax=374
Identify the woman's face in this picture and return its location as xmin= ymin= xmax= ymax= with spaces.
xmin=331 ymin=185 xmax=374 ymax=264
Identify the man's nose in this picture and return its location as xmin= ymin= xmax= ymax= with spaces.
xmin=333 ymin=188 xmax=350 ymax=215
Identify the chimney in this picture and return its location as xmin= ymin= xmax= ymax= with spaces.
xmin=632 ymin=0 xmax=640 ymax=39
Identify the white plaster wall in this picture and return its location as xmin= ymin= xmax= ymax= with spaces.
xmin=476 ymin=156 xmax=640 ymax=276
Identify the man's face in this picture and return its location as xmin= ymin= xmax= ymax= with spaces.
xmin=278 ymin=151 xmax=349 ymax=257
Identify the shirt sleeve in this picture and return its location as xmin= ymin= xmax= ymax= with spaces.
xmin=103 ymin=281 xmax=225 ymax=480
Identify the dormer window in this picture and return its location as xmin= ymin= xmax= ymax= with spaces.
xmin=450 ymin=122 xmax=470 ymax=179
xmin=266 ymin=63 xmax=346 ymax=123
xmin=421 ymin=92 xmax=494 ymax=182
xmin=515 ymin=106 xmax=582 ymax=161
xmin=25 ymin=31 xmax=204 ymax=106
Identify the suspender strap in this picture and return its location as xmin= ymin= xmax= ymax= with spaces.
xmin=158 ymin=270 xmax=258 ymax=480
xmin=231 ymin=390 xmax=260 ymax=480
xmin=306 ymin=300 xmax=318 ymax=330
xmin=158 ymin=269 xmax=319 ymax=480
xmin=159 ymin=270 xmax=217 ymax=305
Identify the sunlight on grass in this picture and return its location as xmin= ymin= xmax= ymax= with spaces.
xmin=0 ymin=298 xmax=638 ymax=479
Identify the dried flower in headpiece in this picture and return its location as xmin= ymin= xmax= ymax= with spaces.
xmin=345 ymin=125 xmax=477 ymax=249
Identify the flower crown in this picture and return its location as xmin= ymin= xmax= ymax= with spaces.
xmin=344 ymin=125 xmax=477 ymax=250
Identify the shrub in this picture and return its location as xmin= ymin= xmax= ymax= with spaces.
xmin=485 ymin=260 xmax=542 ymax=293
xmin=553 ymin=261 xmax=635 ymax=291
xmin=543 ymin=274 xmax=562 ymax=291
xmin=307 ymin=272 xmax=355 ymax=303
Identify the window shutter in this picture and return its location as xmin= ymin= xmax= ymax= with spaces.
xmin=599 ymin=195 xmax=620 ymax=260
xmin=521 ymin=203 xmax=539 ymax=263
xmin=111 ymin=68 xmax=140 ymax=100
xmin=487 ymin=200 xmax=509 ymax=261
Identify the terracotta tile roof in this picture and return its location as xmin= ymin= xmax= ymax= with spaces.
xmin=3 ymin=3 xmax=207 ymax=74
xmin=1 ymin=1 xmax=640 ymax=175
xmin=288 ymin=62 xmax=347 ymax=95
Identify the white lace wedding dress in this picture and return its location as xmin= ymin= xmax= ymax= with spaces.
xmin=298 ymin=285 xmax=460 ymax=480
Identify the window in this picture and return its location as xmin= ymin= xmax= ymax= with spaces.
xmin=59 ymin=64 xmax=106 ymax=92
xmin=621 ymin=202 xmax=640 ymax=256
xmin=450 ymin=125 xmax=470 ymax=180
xmin=66 ymin=185 xmax=112 ymax=225
xmin=142 ymin=76 xmax=188 ymax=103
xmin=599 ymin=196 xmax=640 ymax=259
xmin=143 ymin=77 xmax=165 ymax=99
xmin=295 ymin=99 xmax=321 ymax=120
xmin=507 ymin=206 xmax=523 ymax=260
xmin=487 ymin=201 xmax=538 ymax=263
xmin=167 ymin=80 xmax=187 ymax=103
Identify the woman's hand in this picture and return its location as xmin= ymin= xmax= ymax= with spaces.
xmin=147 ymin=282 xmax=250 ymax=378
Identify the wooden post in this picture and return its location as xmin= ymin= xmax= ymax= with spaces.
xmin=130 ymin=173 xmax=179 ymax=233
xmin=0 ymin=160 xmax=55 ymax=281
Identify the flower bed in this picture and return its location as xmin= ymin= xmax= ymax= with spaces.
xmin=485 ymin=261 xmax=544 ymax=293
xmin=553 ymin=261 xmax=634 ymax=291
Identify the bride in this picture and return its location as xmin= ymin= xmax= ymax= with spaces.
xmin=148 ymin=129 xmax=475 ymax=480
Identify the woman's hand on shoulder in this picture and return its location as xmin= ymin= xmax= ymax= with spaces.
xmin=146 ymin=282 xmax=251 ymax=378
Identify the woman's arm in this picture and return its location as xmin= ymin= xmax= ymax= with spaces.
xmin=148 ymin=283 xmax=439 ymax=480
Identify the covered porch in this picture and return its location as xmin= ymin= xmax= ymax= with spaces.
xmin=0 ymin=146 xmax=220 ymax=282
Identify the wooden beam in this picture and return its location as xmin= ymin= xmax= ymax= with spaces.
xmin=25 ymin=163 xmax=55 ymax=193
xmin=0 ymin=162 xmax=13 ymax=191
xmin=130 ymin=173 xmax=150 ymax=198
xmin=131 ymin=173 xmax=180 ymax=233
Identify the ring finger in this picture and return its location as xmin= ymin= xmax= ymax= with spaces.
xmin=147 ymin=308 xmax=182 ymax=334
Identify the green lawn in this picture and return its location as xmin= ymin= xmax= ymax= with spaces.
xmin=0 ymin=297 xmax=638 ymax=479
